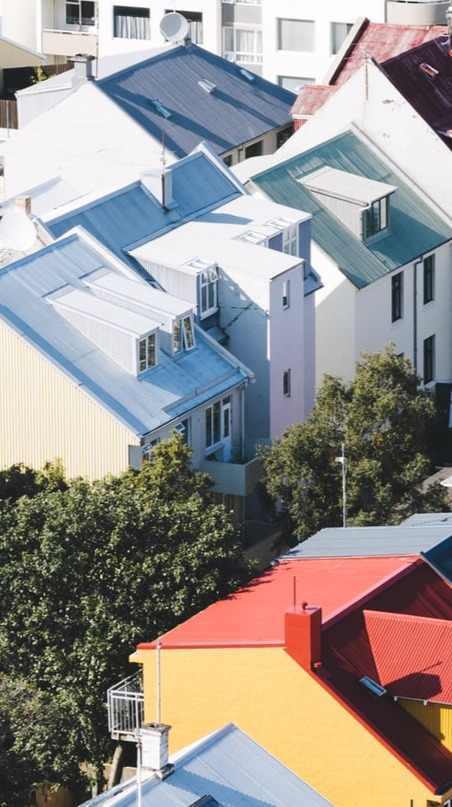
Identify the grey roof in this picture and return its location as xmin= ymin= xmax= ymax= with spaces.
xmin=250 ymin=129 xmax=451 ymax=288
xmin=0 ymin=233 xmax=249 ymax=436
xmin=98 ymin=43 xmax=295 ymax=158
xmin=81 ymin=724 xmax=334 ymax=807
xmin=283 ymin=524 xmax=452 ymax=559
xmin=39 ymin=148 xmax=244 ymax=267
xmin=402 ymin=512 xmax=452 ymax=526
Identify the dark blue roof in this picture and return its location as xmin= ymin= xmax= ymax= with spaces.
xmin=381 ymin=36 xmax=452 ymax=140
xmin=98 ymin=43 xmax=295 ymax=158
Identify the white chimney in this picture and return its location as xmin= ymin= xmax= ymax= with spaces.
xmin=69 ymin=54 xmax=95 ymax=87
xmin=140 ymin=723 xmax=172 ymax=778
xmin=141 ymin=168 xmax=173 ymax=211
xmin=15 ymin=195 xmax=31 ymax=215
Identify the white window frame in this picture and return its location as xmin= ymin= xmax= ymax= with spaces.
xmin=205 ymin=396 xmax=231 ymax=450
xmin=173 ymin=314 xmax=195 ymax=354
xmin=223 ymin=26 xmax=263 ymax=64
xmin=330 ymin=21 xmax=353 ymax=55
xmin=282 ymin=279 xmax=290 ymax=309
xmin=200 ymin=267 xmax=218 ymax=318
xmin=66 ymin=0 xmax=96 ymax=25
xmin=283 ymin=225 xmax=298 ymax=256
xmin=113 ymin=5 xmax=150 ymax=39
xmin=278 ymin=18 xmax=315 ymax=53
xmin=138 ymin=331 xmax=157 ymax=373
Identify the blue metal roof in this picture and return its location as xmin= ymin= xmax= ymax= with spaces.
xmin=251 ymin=130 xmax=451 ymax=288
xmin=98 ymin=44 xmax=295 ymax=158
xmin=0 ymin=233 xmax=249 ymax=437
xmin=283 ymin=524 xmax=452 ymax=559
xmin=81 ymin=724 xmax=334 ymax=807
xmin=41 ymin=149 xmax=244 ymax=267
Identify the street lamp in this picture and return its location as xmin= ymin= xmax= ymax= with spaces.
xmin=335 ymin=442 xmax=346 ymax=528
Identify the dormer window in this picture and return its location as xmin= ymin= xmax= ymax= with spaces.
xmin=138 ymin=332 xmax=157 ymax=372
xmin=200 ymin=267 xmax=218 ymax=318
xmin=364 ymin=197 xmax=388 ymax=239
xmin=173 ymin=315 xmax=195 ymax=354
xmin=236 ymin=230 xmax=267 ymax=246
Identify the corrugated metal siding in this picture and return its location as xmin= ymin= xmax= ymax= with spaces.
xmin=286 ymin=524 xmax=452 ymax=558
xmin=252 ymin=130 xmax=451 ymax=288
xmin=310 ymin=192 xmax=362 ymax=238
xmin=0 ymin=319 xmax=137 ymax=480
xmin=53 ymin=304 xmax=137 ymax=375
xmin=146 ymin=261 xmax=197 ymax=304
xmin=401 ymin=700 xmax=452 ymax=751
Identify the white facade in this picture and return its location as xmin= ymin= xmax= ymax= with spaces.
xmin=0 ymin=0 xmax=450 ymax=84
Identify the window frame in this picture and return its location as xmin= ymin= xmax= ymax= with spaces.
xmin=423 ymin=254 xmax=435 ymax=305
xmin=138 ymin=331 xmax=157 ymax=373
xmin=330 ymin=21 xmax=353 ymax=55
xmin=423 ymin=334 xmax=435 ymax=384
xmin=199 ymin=267 xmax=218 ymax=319
xmin=113 ymin=5 xmax=150 ymax=39
xmin=66 ymin=0 xmax=96 ymax=25
xmin=277 ymin=18 xmax=315 ymax=53
xmin=283 ymin=369 xmax=291 ymax=396
xmin=391 ymin=272 xmax=403 ymax=323
xmin=282 ymin=279 xmax=290 ymax=309
xmin=205 ymin=396 xmax=231 ymax=450
xmin=364 ymin=196 xmax=388 ymax=239
xmin=173 ymin=314 xmax=195 ymax=355
xmin=283 ymin=224 xmax=298 ymax=256
xmin=223 ymin=26 xmax=263 ymax=63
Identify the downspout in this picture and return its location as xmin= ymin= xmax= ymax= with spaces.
xmin=413 ymin=256 xmax=424 ymax=376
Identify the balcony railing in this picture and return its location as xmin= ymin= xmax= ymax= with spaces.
xmin=107 ymin=671 xmax=144 ymax=741
xmin=42 ymin=28 xmax=98 ymax=57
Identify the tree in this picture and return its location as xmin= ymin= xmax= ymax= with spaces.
xmin=259 ymin=346 xmax=449 ymax=541
xmin=0 ymin=435 xmax=253 ymax=798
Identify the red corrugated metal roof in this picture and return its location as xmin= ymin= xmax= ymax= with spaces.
xmin=137 ymin=556 xmax=412 ymax=649
xmin=291 ymin=21 xmax=447 ymax=119
xmin=364 ymin=610 xmax=452 ymax=703
xmin=321 ymin=562 xmax=452 ymax=793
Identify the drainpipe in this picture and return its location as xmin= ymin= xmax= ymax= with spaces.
xmin=413 ymin=256 xmax=423 ymax=376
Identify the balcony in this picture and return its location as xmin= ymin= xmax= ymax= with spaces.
xmin=200 ymin=454 xmax=263 ymax=497
xmin=42 ymin=28 xmax=98 ymax=58
xmin=107 ymin=671 xmax=144 ymax=742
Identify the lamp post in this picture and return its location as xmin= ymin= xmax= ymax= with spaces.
xmin=335 ymin=442 xmax=346 ymax=528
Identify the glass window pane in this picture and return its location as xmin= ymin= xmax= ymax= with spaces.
xmin=213 ymin=401 xmax=221 ymax=443
xmin=183 ymin=316 xmax=194 ymax=349
xmin=173 ymin=319 xmax=182 ymax=353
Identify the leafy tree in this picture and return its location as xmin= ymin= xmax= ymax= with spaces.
xmin=259 ymin=346 xmax=449 ymax=541
xmin=0 ymin=435 xmax=252 ymax=798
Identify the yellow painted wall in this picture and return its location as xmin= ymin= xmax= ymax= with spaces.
xmin=401 ymin=700 xmax=452 ymax=752
xmin=0 ymin=320 xmax=139 ymax=480
xmin=133 ymin=646 xmax=434 ymax=807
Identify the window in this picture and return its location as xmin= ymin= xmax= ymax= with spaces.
xmin=200 ymin=267 xmax=218 ymax=318
xmin=282 ymin=279 xmax=290 ymax=308
xmin=175 ymin=418 xmax=191 ymax=445
xmin=66 ymin=0 xmax=95 ymax=25
xmin=278 ymin=19 xmax=315 ymax=52
xmin=205 ymin=397 xmax=231 ymax=450
xmin=424 ymin=334 xmax=435 ymax=384
xmin=330 ymin=22 xmax=353 ymax=55
xmin=173 ymin=315 xmax=195 ymax=354
xmin=138 ymin=333 xmax=156 ymax=372
xmin=278 ymin=76 xmax=313 ymax=92
xmin=283 ymin=369 xmax=291 ymax=396
xmin=245 ymin=140 xmax=263 ymax=158
xmin=223 ymin=27 xmax=262 ymax=63
xmin=283 ymin=225 xmax=297 ymax=256
xmin=113 ymin=6 xmax=150 ymax=39
xmin=391 ymin=272 xmax=403 ymax=323
xmin=364 ymin=197 xmax=388 ymax=238
xmin=223 ymin=154 xmax=233 ymax=167
xmin=423 ymin=254 xmax=435 ymax=304
xmin=277 ymin=125 xmax=293 ymax=149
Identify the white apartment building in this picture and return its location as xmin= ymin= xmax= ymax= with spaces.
xmin=0 ymin=0 xmax=450 ymax=87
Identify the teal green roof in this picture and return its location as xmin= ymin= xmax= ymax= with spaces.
xmin=251 ymin=130 xmax=451 ymax=289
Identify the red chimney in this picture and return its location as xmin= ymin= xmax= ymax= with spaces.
xmin=285 ymin=603 xmax=322 ymax=670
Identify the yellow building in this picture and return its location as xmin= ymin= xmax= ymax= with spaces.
xmin=128 ymin=555 xmax=452 ymax=807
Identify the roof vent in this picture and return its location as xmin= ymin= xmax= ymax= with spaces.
xmin=151 ymin=98 xmax=172 ymax=119
xmin=419 ymin=62 xmax=438 ymax=79
xmin=198 ymin=79 xmax=216 ymax=93
xmin=359 ymin=676 xmax=387 ymax=698
xmin=239 ymin=67 xmax=255 ymax=82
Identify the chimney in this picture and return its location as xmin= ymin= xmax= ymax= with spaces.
xmin=140 ymin=723 xmax=173 ymax=779
xmin=15 ymin=195 xmax=31 ymax=215
xmin=141 ymin=167 xmax=173 ymax=211
xmin=69 ymin=54 xmax=95 ymax=87
xmin=285 ymin=602 xmax=322 ymax=671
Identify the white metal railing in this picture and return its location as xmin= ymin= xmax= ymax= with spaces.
xmin=107 ymin=671 xmax=144 ymax=740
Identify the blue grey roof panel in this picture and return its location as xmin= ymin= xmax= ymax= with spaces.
xmin=41 ymin=150 xmax=243 ymax=265
xmin=421 ymin=535 xmax=452 ymax=583
xmin=251 ymin=130 xmax=451 ymax=288
xmin=81 ymin=724 xmax=334 ymax=807
xmin=283 ymin=524 xmax=452 ymax=559
xmin=98 ymin=44 xmax=295 ymax=158
xmin=0 ymin=234 xmax=249 ymax=436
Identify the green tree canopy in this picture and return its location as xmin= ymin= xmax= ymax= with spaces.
xmin=259 ymin=346 xmax=449 ymax=541
xmin=0 ymin=436 xmax=253 ymax=802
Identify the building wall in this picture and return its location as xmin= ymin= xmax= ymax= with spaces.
xmin=0 ymin=318 xmax=139 ymax=480
xmin=401 ymin=700 xmax=452 ymax=754
xmin=133 ymin=643 xmax=434 ymax=807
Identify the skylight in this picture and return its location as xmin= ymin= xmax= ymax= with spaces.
xmin=239 ymin=67 xmax=255 ymax=82
xmin=198 ymin=79 xmax=216 ymax=93
xmin=151 ymin=98 xmax=172 ymax=119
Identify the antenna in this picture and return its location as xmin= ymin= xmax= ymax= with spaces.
xmin=156 ymin=639 xmax=162 ymax=724
xmin=159 ymin=12 xmax=189 ymax=44
xmin=0 ymin=209 xmax=36 ymax=252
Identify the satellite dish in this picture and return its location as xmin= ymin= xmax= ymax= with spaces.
xmin=0 ymin=209 xmax=36 ymax=252
xmin=159 ymin=12 xmax=189 ymax=43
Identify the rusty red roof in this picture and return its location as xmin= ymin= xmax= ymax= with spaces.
xmin=364 ymin=610 xmax=452 ymax=704
xmin=291 ymin=20 xmax=447 ymax=120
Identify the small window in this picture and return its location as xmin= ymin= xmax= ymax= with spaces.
xmin=278 ymin=76 xmax=312 ymax=93
xmin=278 ymin=19 xmax=315 ymax=52
xmin=173 ymin=315 xmax=195 ymax=354
xmin=245 ymin=140 xmax=263 ymax=158
xmin=138 ymin=333 xmax=157 ymax=372
xmin=283 ymin=369 xmax=291 ymax=396
xmin=66 ymin=0 xmax=95 ymax=25
xmin=200 ymin=267 xmax=218 ymax=318
xmin=391 ymin=272 xmax=403 ymax=323
xmin=423 ymin=254 xmax=435 ymax=304
xmin=205 ymin=397 xmax=231 ymax=450
xmin=223 ymin=154 xmax=233 ymax=167
xmin=424 ymin=334 xmax=435 ymax=384
xmin=113 ymin=6 xmax=150 ymax=39
xmin=364 ymin=197 xmax=388 ymax=238
xmin=223 ymin=26 xmax=262 ymax=64
xmin=282 ymin=280 xmax=290 ymax=308
xmin=330 ymin=21 xmax=353 ymax=55
xmin=283 ymin=225 xmax=297 ymax=256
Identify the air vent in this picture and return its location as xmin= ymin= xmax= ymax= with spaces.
xmin=359 ymin=676 xmax=387 ymax=698
xmin=198 ymin=79 xmax=216 ymax=93
xmin=239 ymin=67 xmax=255 ymax=82
xmin=151 ymin=98 xmax=172 ymax=119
